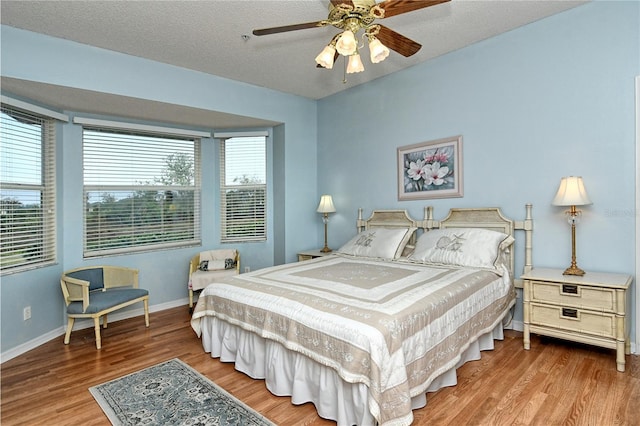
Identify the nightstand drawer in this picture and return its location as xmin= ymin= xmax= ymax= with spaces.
xmin=530 ymin=280 xmax=616 ymax=311
xmin=530 ymin=303 xmax=616 ymax=338
xmin=297 ymin=250 xmax=330 ymax=262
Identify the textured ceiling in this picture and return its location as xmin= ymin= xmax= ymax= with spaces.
xmin=1 ymin=0 xmax=586 ymax=127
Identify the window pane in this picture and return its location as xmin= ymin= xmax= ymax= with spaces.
xmin=84 ymin=130 xmax=195 ymax=186
xmin=1 ymin=106 xmax=56 ymax=273
xmin=223 ymin=187 xmax=266 ymax=239
xmin=83 ymin=128 xmax=200 ymax=256
xmin=224 ymin=137 xmax=266 ymax=185
xmin=220 ymin=136 xmax=267 ymax=242
xmin=0 ymin=112 xmax=42 ymax=185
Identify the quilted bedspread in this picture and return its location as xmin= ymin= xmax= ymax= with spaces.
xmin=191 ymin=255 xmax=515 ymax=426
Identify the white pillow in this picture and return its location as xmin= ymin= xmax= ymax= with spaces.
xmin=199 ymin=259 xmax=235 ymax=271
xmin=200 ymin=249 xmax=236 ymax=262
xmin=337 ymin=227 xmax=417 ymax=260
xmin=408 ymin=227 xmax=514 ymax=272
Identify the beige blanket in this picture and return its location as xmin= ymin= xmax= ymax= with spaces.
xmin=191 ymin=255 xmax=515 ymax=426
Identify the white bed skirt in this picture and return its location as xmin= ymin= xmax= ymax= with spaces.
xmin=200 ymin=316 xmax=507 ymax=426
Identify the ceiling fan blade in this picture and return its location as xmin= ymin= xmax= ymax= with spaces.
xmin=330 ymin=0 xmax=354 ymax=8
xmin=376 ymin=25 xmax=422 ymax=57
xmin=252 ymin=21 xmax=325 ymax=36
xmin=380 ymin=0 xmax=450 ymax=18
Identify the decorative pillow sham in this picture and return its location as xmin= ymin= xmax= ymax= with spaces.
xmin=408 ymin=227 xmax=514 ymax=272
xmin=198 ymin=258 xmax=236 ymax=271
xmin=337 ymin=227 xmax=417 ymax=260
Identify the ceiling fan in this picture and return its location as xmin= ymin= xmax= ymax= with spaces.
xmin=252 ymin=0 xmax=451 ymax=73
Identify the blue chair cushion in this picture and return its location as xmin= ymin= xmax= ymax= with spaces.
xmin=66 ymin=268 xmax=105 ymax=291
xmin=66 ymin=288 xmax=148 ymax=315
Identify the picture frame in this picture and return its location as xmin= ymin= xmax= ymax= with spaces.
xmin=397 ymin=135 xmax=463 ymax=200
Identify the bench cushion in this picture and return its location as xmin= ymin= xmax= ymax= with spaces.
xmin=66 ymin=288 xmax=148 ymax=314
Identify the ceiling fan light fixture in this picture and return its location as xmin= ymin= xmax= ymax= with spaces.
xmin=315 ymin=45 xmax=336 ymax=69
xmin=253 ymin=0 xmax=450 ymax=75
xmin=368 ymin=37 xmax=390 ymax=64
xmin=336 ymin=29 xmax=357 ymax=56
xmin=346 ymin=52 xmax=365 ymax=74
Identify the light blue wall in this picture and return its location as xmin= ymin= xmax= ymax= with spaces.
xmin=0 ymin=26 xmax=318 ymax=353
xmin=1 ymin=1 xmax=638 ymax=356
xmin=318 ymin=2 xmax=638 ymax=334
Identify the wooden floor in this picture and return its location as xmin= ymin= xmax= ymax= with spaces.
xmin=2 ymin=306 xmax=639 ymax=426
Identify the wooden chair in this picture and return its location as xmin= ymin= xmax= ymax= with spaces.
xmin=60 ymin=266 xmax=149 ymax=349
xmin=188 ymin=249 xmax=240 ymax=311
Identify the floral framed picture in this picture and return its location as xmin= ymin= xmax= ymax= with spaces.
xmin=397 ymin=135 xmax=463 ymax=200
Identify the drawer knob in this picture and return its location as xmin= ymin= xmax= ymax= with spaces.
xmin=562 ymin=307 xmax=578 ymax=318
xmin=562 ymin=284 xmax=578 ymax=294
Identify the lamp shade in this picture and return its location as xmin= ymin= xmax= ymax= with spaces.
xmin=336 ymin=30 xmax=357 ymax=56
xmin=552 ymin=176 xmax=592 ymax=206
xmin=346 ymin=53 xmax=365 ymax=74
xmin=315 ymin=45 xmax=336 ymax=69
xmin=368 ymin=38 xmax=390 ymax=64
xmin=316 ymin=195 xmax=336 ymax=213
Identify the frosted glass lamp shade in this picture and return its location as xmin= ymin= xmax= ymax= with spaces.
xmin=346 ymin=53 xmax=365 ymax=74
xmin=368 ymin=38 xmax=390 ymax=64
xmin=315 ymin=45 xmax=336 ymax=69
xmin=336 ymin=30 xmax=357 ymax=56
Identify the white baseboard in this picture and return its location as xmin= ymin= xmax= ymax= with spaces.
xmin=0 ymin=326 xmax=67 ymax=364
xmin=0 ymin=298 xmax=189 ymax=364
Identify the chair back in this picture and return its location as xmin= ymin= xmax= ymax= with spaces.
xmin=102 ymin=266 xmax=139 ymax=288
xmin=65 ymin=268 xmax=104 ymax=291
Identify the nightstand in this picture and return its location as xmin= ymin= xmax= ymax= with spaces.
xmin=522 ymin=267 xmax=632 ymax=372
xmin=297 ymin=249 xmax=331 ymax=262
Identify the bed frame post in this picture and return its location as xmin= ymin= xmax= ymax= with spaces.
xmin=422 ymin=206 xmax=439 ymax=230
xmin=357 ymin=207 xmax=365 ymax=233
xmin=522 ymin=203 xmax=533 ymax=274
xmin=514 ymin=203 xmax=534 ymax=276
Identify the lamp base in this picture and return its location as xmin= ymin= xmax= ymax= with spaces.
xmin=320 ymin=247 xmax=332 ymax=253
xmin=562 ymin=265 xmax=585 ymax=276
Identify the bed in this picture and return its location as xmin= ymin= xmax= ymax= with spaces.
xmin=191 ymin=205 xmax=533 ymax=426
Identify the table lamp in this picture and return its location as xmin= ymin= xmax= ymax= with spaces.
xmin=317 ymin=195 xmax=336 ymax=253
xmin=551 ymin=176 xmax=592 ymax=276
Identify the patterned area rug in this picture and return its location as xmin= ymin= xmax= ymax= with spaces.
xmin=89 ymin=358 xmax=275 ymax=426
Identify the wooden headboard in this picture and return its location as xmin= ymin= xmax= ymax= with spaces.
xmin=356 ymin=209 xmax=419 ymax=246
xmin=355 ymin=204 xmax=534 ymax=285
xmin=421 ymin=204 xmax=533 ymax=285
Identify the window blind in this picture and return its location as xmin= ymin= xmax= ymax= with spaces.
xmin=83 ymin=127 xmax=201 ymax=256
xmin=0 ymin=105 xmax=56 ymax=273
xmin=220 ymin=136 xmax=267 ymax=242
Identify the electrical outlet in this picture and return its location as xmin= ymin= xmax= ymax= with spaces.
xmin=244 ymin=266 xmax=250 ymax=273
xmin=23 ymin=306 xmax=31 ymax=321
